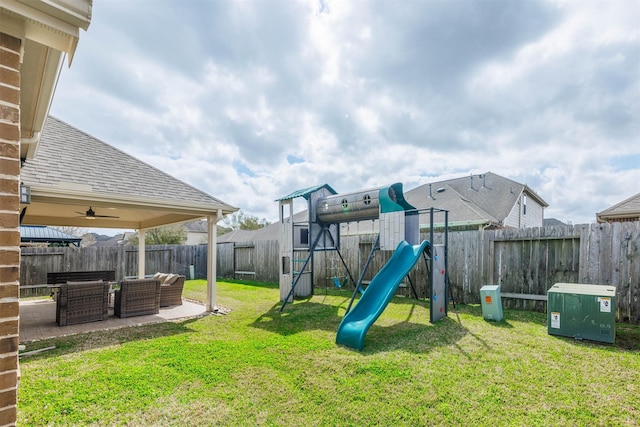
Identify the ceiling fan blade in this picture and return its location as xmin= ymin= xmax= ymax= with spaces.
xmin=74 ymin=207 xmax=119 ymax=219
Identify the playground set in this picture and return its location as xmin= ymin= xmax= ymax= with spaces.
xmin=277 ymin=183 xmax=452 ymax=350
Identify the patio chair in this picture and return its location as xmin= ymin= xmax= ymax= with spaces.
xmin=114 ymin=278 xmax=161 ymax=318
xmin=159 ymin=274 xmax=186 ymax=307
xmin=56 ymin=280 xmax=110 ymax=326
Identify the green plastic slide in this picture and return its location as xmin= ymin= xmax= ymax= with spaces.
xmin=336 ymin=240 xmax=430 ymax=351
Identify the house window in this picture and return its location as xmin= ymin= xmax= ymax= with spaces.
xmin=523 ymin=195 xmax=527 ymax=215
xmin=300 ymin=228 xmax=309 ymax=245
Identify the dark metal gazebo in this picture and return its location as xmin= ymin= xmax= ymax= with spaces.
xmin=20 ymin=225 xmax=82 ymax=247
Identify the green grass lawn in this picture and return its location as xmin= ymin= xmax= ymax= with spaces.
xmin=18 ymin=280 xmax=640 ymax=426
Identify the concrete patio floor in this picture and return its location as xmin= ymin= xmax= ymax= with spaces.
xmin=19 ymin=298 xmax=210 ymax=343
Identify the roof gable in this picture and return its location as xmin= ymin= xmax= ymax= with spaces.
xmin=597 ymin=192 xmax=640 ymax=222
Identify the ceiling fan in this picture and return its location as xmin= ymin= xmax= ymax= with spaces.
xmin=75 ymin=207 xmax=119 ymax=220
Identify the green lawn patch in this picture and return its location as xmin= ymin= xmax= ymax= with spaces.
xmin=18 ymin=280 xmax=640 ymax=426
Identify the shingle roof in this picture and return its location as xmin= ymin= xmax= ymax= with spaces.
xmin=220 ymin=172 xmax=549 ymax=242
xmin=544 ymin=218 xmax=566 ymax=227
xmin=21 ymin=116 xmax=234 ymax=208
xmin=184 ymin=220 xmax=208 ymax=232
xmin=597 ymin=192 xmax=640 ymax=222
xmin=217 ymin=211 xmax=308 ymax=242
xmin=405 ymin=172 xmax=548 ymax=225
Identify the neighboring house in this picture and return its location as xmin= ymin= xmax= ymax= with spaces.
xmin=217 ymin=222 xmax=282 ymax=243
xmin=90 ymin=232 xmax=133 ymax=247
xmin=20 ymin=226 xmax=82 ymax=247
xmin=217 ymin=211 xmax=308 ymax=243
xmin=183 ymin=220 xmax=209 ymax=245
xmin=596 ymin=192 xmax=640 ymax=223
xmin=217 ymin=229 xmax=260 ymax=243
xmin=543 ymin=218 xmax=567 ymax=227
xmin=405 ymin=172 xmax=548 ymax=230
xmin=219 ymin=172 xmax=549 ymax=245
xmin=155 ymin=220 xmax=241 ymax=245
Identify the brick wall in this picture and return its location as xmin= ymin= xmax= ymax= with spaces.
xmin=0 ymin=32 xmax=21 ymax=427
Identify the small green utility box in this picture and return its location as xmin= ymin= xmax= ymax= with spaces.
xmin=547 ymin=283 xmax=616 ymax=344
xmin=480 ymin=285 xmax=503 ymax=321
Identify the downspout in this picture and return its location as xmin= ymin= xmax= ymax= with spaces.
xmin=20 ymin=132 xmax=42 ymax=160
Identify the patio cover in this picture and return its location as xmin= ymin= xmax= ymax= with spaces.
xmin=20 ymin=116 xmax=238 ymax=310
xmin=20 ymin=116 xmax=237 ymax=229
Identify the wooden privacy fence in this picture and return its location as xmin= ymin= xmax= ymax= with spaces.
xmin=20 ymin=245 xmax=209 ymax=295
xmin=444 ymin=222 xmax=639 ymax=324
xmin=19 ymin=223 xmax=639 ymax=323
xmin=216 ymin=240 xmax=280 ymax=281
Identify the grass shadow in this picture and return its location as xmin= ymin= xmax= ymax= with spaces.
xmin=481 ymin=319 xmax=514 ymax=328
xmin=361 ymin=316 xmax=471 ymax=355
xmin=254 ymin=294 xmax=473 ymax=354
xmin=451 ymin=302 xmax=548 ymax=327
xmin=250 ymin=300 xmax=346 ymax=336
xmin=217 ymin=279 xmax=279 ymax=289
xmin=615 ymin=323 xmax=640 ymax=351
xmin=546 ymin=324 xmax=640 ymax=352
xmin=19 ymin=316 xmax=203 ymax=361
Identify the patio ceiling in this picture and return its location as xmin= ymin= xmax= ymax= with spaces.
xmin=21 ymin=194 xmax=229 ymax=230
xmin=20 ymin=117 xmax=238 ymax=230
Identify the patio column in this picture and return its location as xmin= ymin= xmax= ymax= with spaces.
xmin=206 ymin=211 xmax=220 ymax=312
xmin=0 ymin=32 xmax=21 ymax=427
xmin=138 ymin=229 xmax=146 ymax=279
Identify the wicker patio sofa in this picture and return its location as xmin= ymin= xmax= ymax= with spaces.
xmin=153 ymin=273 xmax=186 ymax=307
xmin=114 ymin=278 xmax=161 ymax=318
xmin=56 ymin=280 xmax=110 ymax=326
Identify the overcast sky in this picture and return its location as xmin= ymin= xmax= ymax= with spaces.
xmin=50 ymin=0 xmax=639 ymax=228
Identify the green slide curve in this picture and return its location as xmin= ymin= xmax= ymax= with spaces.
xmin=336 ymin=240 xmax=430 ymax=351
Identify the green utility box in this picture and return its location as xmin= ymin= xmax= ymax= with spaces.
xmin=547 ymin=283 xmax=616 ymax=344
xmin=480 ymin=285 xmax=503 ymax=321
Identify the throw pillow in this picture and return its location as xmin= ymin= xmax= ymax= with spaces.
xmin=164 ymin=274 xmax=179 ymax=285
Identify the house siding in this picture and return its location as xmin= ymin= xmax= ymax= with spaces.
xmin=504 ymin=202 xmax=520 ymax=228
xmin=0 ymin=32 xmax=21 ymax=427
xmin=185 ymin=232 xmax=207 ymax=245
xmin=503 ymin=192 xmax=544 ymax=228
xmin=523 ymin=197 xmax=544 ymax=228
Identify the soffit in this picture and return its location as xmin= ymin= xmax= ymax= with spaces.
xmin=1 ymin=0 xmax=92 ymax=157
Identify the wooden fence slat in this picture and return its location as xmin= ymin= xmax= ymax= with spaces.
xmin=19 ymin=223 xmax=640 ymax=323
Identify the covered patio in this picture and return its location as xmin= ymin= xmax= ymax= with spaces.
xmin=19 ymin=116 xmax=238 ymax=327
